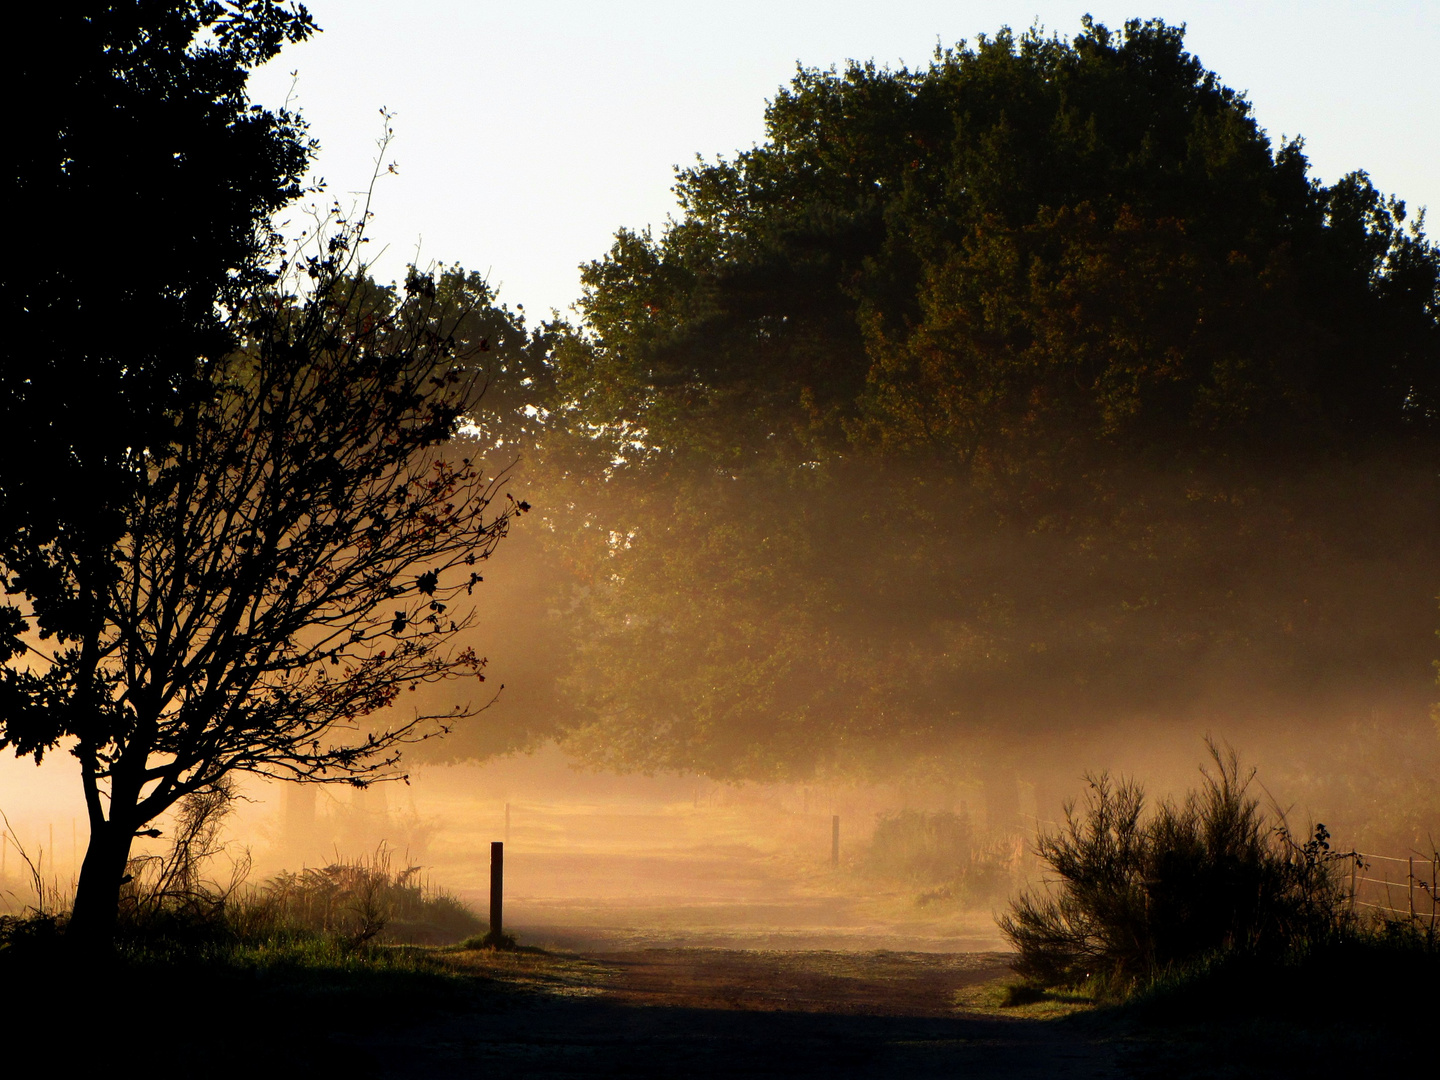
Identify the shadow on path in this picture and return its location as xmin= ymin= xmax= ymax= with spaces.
xmin=360 ymin=948 xmax=1120 ymax=1079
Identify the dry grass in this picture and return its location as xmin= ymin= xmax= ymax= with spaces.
xmin=952 ymin=976 xmax=1099 ymax=1019
xmin=252 ymin=846 xmax=483 ymax=946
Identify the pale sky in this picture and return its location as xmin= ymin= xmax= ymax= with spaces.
xmin=245 ymin=2 xmax=1439 ymax=318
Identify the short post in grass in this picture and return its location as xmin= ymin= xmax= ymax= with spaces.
xmin=490 ymin=840 xmax=504 ymax=941
xmin=831 ymin=814 xmax=840 ymax=868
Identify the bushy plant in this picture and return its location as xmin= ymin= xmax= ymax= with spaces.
xmin=252 ymin=848 xmax=482 ymax=947
xmin=999 ymin=744 xmax=1358 ymax=988
xmin=117 ymin=779 xmax=249 ymax=941
xmin=95 ymin=785 xmax=483 ymax=950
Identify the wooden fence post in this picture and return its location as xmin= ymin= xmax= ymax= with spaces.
xmin=490 ymin=840 xmax=504 ymax=940
xmin=1431 ymin=855 xmax=1437 ymax=931
xmin=831 ymin=814 xmax=840 ymax=868
xmin=1409 ymin=856 xmax=1415 ymax=920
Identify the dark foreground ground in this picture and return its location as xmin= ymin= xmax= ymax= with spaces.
xmin=6 ymin=941 xmax=1431 ymax=1078
xmin=359 ymin=948 xmax=1116 ymax=1079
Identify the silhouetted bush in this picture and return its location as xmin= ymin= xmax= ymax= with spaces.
xmin=999 ymin=744 xmax=1358 ymax=989
xmin=0 ymin=912 xmax=65 ymax=960
xmin=115 ymin=780 xmax=250 ymax=944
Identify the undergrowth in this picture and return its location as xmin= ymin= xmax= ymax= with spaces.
xmin=865 ymin=809 xmax=1022 ymax=905
xmin=995 ymin=738 xmax=1437 ymax=1072
xmin=252 ymin=848 xmax=483 ymax=947
xmin=1 ymin=782 xmax=485 ymax=963
xmin=998 ymin=741 xmax=1380 ymax=991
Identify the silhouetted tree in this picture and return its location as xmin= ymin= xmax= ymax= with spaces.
xmin=2 ymin=1 xmax=317 ymax=671
xmin=1 ymin=193 xmax=528 ymax=941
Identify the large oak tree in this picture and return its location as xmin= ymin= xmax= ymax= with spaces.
xmin=511 ymin=18 xmax=1440 ymax=781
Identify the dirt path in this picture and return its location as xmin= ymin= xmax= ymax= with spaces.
xmin=594 ymin=947 xmax=1008 ymax=1014
xmin=358 ymin=948 xmax=1123 ymax=1079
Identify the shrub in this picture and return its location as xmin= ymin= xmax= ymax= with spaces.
xmin=999 ymin=743 xmax=1358 ymax=988
xmin=247 ymin=846 xmax=482 ymax=947
xmin=105 ymin=785 xmax=481 ymax=949
xmin=117 ymin=779 xmax=249 ymax=941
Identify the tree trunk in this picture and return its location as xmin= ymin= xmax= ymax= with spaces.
xmin=66 ymin=818 xmax=135 ymax=946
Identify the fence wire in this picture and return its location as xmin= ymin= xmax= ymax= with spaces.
xmin=1347 ymin=849 xmax=1438 ymax=926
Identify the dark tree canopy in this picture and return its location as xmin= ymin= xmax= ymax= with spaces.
xmin=3 ymin=1 xmax=317 ymax=664
xmin=561 ymin=17 xmax=1438 ymax=479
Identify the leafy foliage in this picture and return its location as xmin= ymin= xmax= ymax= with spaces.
xmin=499 ymin=16 xmax=1440 ymax=780
xmin=559 ymin=17 xmax=1438 ymax=473
xmin=999 ymin=745 xmax=1360 ymax=987
xmin=3 ymin=1 xmax=318 ymax=663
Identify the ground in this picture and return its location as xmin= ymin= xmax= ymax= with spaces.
xmin=6 ymin=759 xmax=1429 ymax=1075
xmin=352 ymin=946 xmax=1120 ymax=1079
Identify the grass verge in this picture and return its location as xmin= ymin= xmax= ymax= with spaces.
xmin=1097 ymin=923 xmax=1437 ymax=1077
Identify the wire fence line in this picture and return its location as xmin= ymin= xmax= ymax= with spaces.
xmin=1357 ymin=851 xmax=1436 ymax=865
xmin=1000 ymin=812 xmax=1439 ymax=931
xmin=1348 ymin=850 xmax=1437 ymax=927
